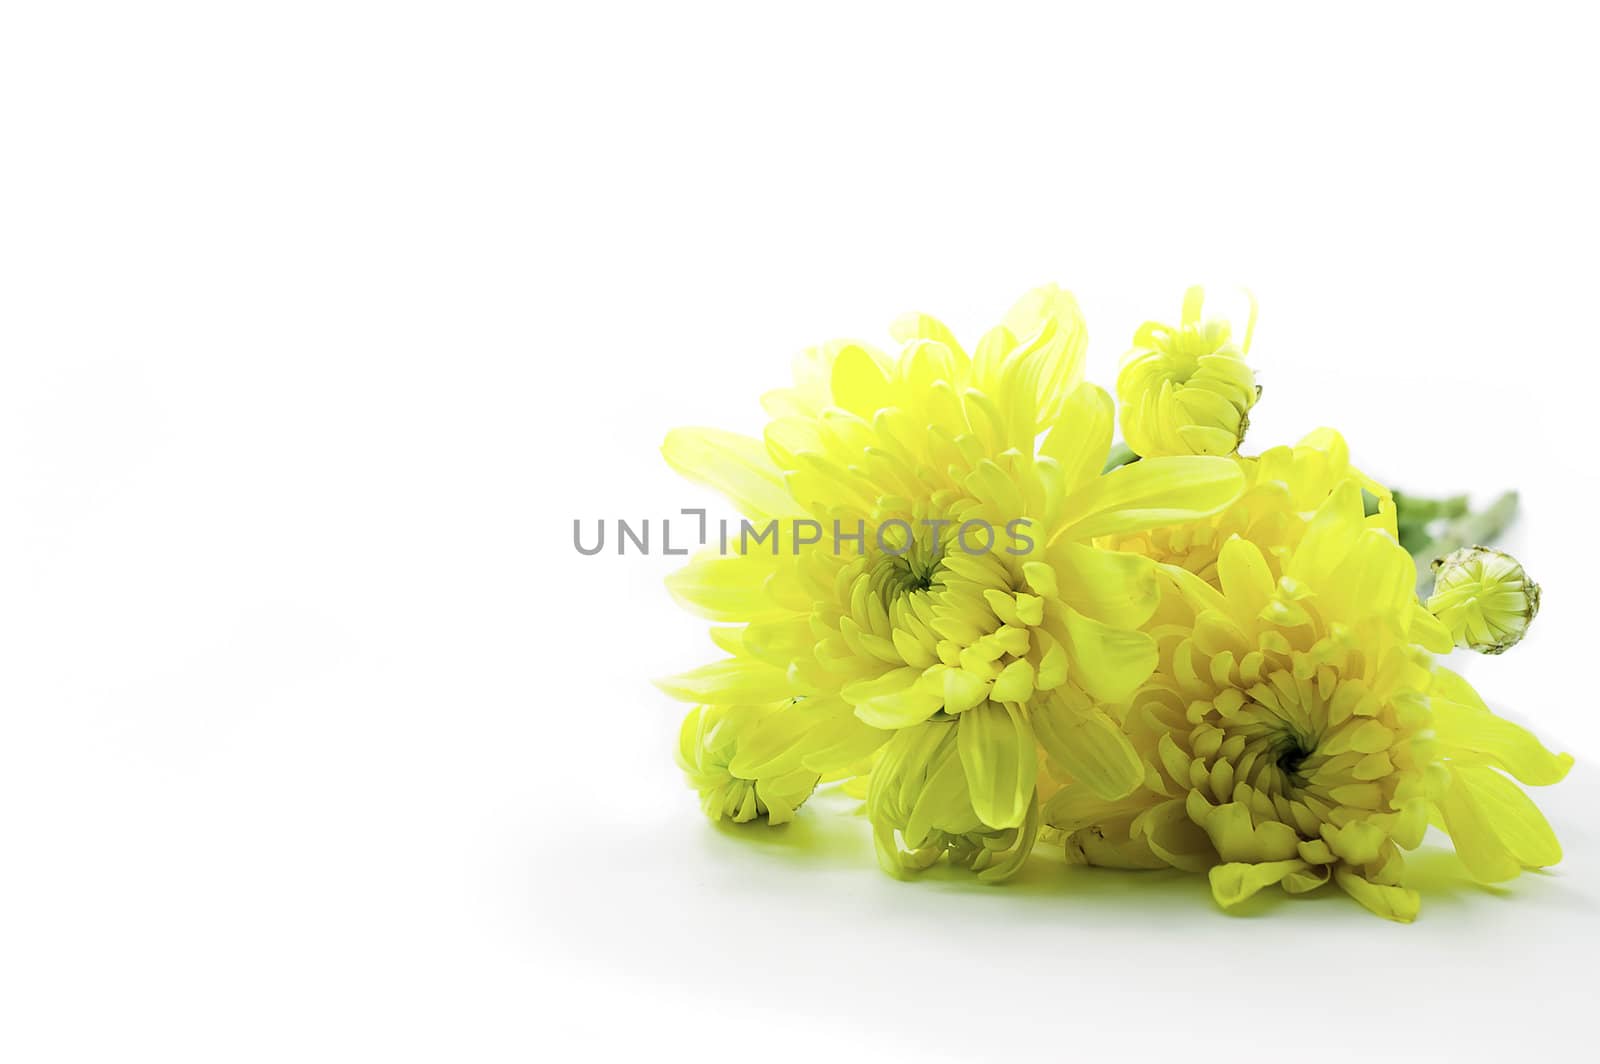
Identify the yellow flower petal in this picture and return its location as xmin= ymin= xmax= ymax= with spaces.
xmin=665 ymin=551 xmax=790 ymax=622
xmin=1033 ymin=691 xmax=1144 ymax=800
xmin=1040 ymin=382 xmax=1115 ymax=492
xmin=956 ymin=701 xmax=1037 ymax=830
xmin=656 ymin=658 xmax=796 ymax=704
xmin=1334 ymin=866 xmax=1420 ymax=923
xmin=1439 ymin=763 xmax=1563 ymax=876
xmin=1209 ymin=859 xmax=1309 ymax=909
xmin=1431 ymin=668 xmax=1574 ymax=786
xmin=843 ymin=667 xmax=943 ymax=729
xmin=1059 ymin=606 xmax=1157 ymax=704
xmin=661 ymin=427 xmax=799 ymax=522
xmin=1050 ymin=543 xmax=1161 ymax=630
xmin=1053 ymin=456 xmax=1246 ymax=543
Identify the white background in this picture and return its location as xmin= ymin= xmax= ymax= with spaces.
xmin=4 ymin=2 xmax=1598 ymax=1060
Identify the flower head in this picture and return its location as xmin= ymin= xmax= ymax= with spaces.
xmin=1117 ymin=286 xmax=1258 ymax=458
xmin=659 ymin=286 xmax=1247 ymax=866
xmin=1044 ymin=483 xmax=1571 ymax=920
xmin=1427 ymin=545 xmax=1541 ymax=654
xmin=677 ymin=702 xmax=820 ymax=825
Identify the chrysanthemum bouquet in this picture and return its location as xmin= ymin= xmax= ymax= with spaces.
xmin=658 ymin=285 xmax=1566 ymax=921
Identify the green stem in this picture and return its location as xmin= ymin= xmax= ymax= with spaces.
xmin=1392 ymin=491 xmax=1471 ymax=523
xmin=1412 ymin=491 xmax=1519 ymax=597
xmin=1102 ymin=442 xmax=1138 ymax=474
xmin=1392 ymin=490 xmax=1470 ymax=555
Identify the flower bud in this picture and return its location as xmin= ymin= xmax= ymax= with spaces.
xmin=867 ymin=718 xmax=1037 ymax=882
xmin=677 ymin=704 xmax=819 ymax=824
xmin=1117 ymin=286 xmax=1258 ymax=457
xmin=1426 ymin=546 xmax=1541 ymax=654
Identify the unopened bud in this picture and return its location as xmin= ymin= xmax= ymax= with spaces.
xmin=1426 ymin=546 xmax=1541 ymax=655
xmin=1116 ymin=286 xmax=1258 ymax=458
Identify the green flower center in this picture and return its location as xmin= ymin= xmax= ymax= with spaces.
xmin=1229 ymin=703 xmax=1322 ymax=798
xmin=869 ymin=531 xmax=946 ymax=602
xmin=1273 ymin=734 xmax=1314 ymax=786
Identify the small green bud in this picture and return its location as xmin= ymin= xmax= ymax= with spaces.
xmin=1426 ymin=546 xmax=1541 ymax=655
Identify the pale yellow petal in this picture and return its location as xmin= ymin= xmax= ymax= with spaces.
xmin=1052 ymin=456 xmax=1245 ymax=543
xmin=662 ymin=427 xmax=800 ymax=522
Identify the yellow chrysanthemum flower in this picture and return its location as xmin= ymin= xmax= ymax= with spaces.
xmin=1117 ymin=286 xmax=1258 ymax=458
xmin=1044 ymin=482 xmax=1571 ymax=921
xmin=1427 ymin=545 xmax=1541 ymax=654
xmin=659 ymin=286 xmax=1247 ymax=869
xmin=677 ymin=702 xmax=820 ymax=825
